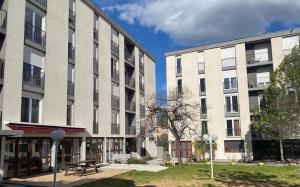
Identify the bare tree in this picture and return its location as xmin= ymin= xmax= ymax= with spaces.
xmin=144 ymin=88 xmax=201 ymax=166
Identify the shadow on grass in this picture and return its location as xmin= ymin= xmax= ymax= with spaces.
xmin=197 ymin=168 xmax=297 ymax=187
xmin=77 ymin=177 xmax=159 ymax=187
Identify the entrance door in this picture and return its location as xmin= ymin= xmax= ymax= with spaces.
xmin=58 ymin=138 xmax=81 ymax=169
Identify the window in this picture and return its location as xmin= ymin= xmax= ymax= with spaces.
xmin=256 ymin=72 xmax=270 ymax=87
xmin=112 ymin=29 xmax=119 ymax=45
xmin=201 ymin=121 xmax=208 ymax=135
xmin=177 ymin=79 xmax=182 ymax=95
xmin=112 ymin=84 xmax=120 ymax=97
xmin=200 ymin=98 xmax=207 ymax=114
xmin=224 ymin=140 xmax=244 ymax=153
xmin=223 ymin=70 xmax=237 ymax=90
xmin=283 ymin=36 xmax=299 ymax=55
xmin=226 ymin=119 xmax=240 ymax=137
xmin=198 ymin=52 xmax=205 ymax=73
xmin=176 ymin=57 xmax=182 ymax=75
xmin=199 ymin=75 xmax=205 ymax=93
xmin=221 ymin=47 xmax=236 ymax=67
xmin=21 ymin=97 xmax=40 ymax=123
xmin=67 ymin=104 xmax=73 ymax=126
xmin=112 ymin=111 xmax=119 ymax=125
xmin=225 ymin=95 xmax=239 ymax=113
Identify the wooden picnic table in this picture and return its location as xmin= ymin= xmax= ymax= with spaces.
xmin=64 ymin=160 xmax=101 ymax=176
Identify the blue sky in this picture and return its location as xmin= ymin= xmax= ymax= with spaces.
xmin=94 ymin=0 xmax=300 ymax=95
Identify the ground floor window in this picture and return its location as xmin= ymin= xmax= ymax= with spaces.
xmin=171 ymin=141 xmax=192 ymax=158
xmin=57 ymin=138 xmax=81 ymax=169
xmin=106 ymin=138 xmax=123 ymax=162
xmin=86 ymin=138 xmax=103 ymax=163
xmin=224 ymin=140 xmax=244 ymax=153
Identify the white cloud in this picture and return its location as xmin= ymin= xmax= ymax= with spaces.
xmin=105 ymin=0 xmax=300 ymax=45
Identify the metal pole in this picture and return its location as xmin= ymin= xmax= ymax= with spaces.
xmin=210 ymin=138 xmax=213 ymax=179
xmin=53 ymin=140 xmax=58 ymax=187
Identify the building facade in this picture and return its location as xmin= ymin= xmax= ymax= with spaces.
xmin=165 ymin=29 xmax=300 ymax=161
xmin=0 ymin=0 xmax=156 ymax=179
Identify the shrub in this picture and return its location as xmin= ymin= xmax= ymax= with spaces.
xmin=127 ymin=158 xmax=147 ymax=164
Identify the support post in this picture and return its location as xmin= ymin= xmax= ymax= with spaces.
xmin=0 ymin=137 xmax=6 ymax=182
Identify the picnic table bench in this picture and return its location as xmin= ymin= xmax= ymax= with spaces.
xmin=64 ymin=160 xmax=102 ymax=176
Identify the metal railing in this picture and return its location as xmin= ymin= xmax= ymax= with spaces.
xmin=112 ymin=69 xmax=119 ymax=82
xmin=125 ymin=100 xmax=136 ymax=112
xmin=93 ymin=121 xmax=99 ymax=134
xmin=67 ymin=81 xmax=74 ymax=96
xmin=248 ymin=78 xmax=270 ymax=89
xmin=93 ymin=27 xmax=98 ymax=41
xmin=246 ymin=51 xmax=271 ymax=65
xmin=111 ymin=123 xmax=120 ymax=134
xmin=69 ymin=9 xmax=76 ymax=26
xmin=126 ymin=125 xmax=136 ymax=135
xmin=0 ymin=9 xmax=7 ymax=29
xmin=24 ymin=23 xmax=46 ymax=47
xmin=0 ymin=59 xmax=4 ymax=80
xmin=125 ymin=74 xmax=135 ymax=88
xmin=94 ymin=89 xmax=99 ymax=104
xmin=23 ymin=63 xmax=45 ymax=88
xmin=226 ymin=128 xmax=241 ymax=137
xmin=111 ymin=95 xmax=120 ymax=110
xmin=111 ymin=41 xmax=119 ymax=56
xmin=224 ymin=104 xmax=239 ymax=114
xmin=222 ymin=57 xmax=236 ymax=68
xmin=93 ymin=57 xmax=98 ymax=73
xmin=35 ymin=0 xmax=47 ymax=6
xmin=68 ymin=42 xmax=75 ymax=61
xmin=125 ymin=49 xmax=135 ymax=65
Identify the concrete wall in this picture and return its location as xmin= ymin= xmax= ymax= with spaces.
xmin=271 ymin=37 xmax=284 ymax=70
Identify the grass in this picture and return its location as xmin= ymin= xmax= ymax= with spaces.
xmin=79 ymin=163 xmax=300 ymax=187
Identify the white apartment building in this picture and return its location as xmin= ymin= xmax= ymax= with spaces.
xmin=166 ymin=29 xmax=300 ymax=161
xmin=0 ymin=0 xmax=156 ymax=180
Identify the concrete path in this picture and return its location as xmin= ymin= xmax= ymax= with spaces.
xmin=103 ymin=164 xmax=168 ymax=172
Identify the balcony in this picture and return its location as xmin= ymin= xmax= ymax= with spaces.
xmin=68 ymin=42 xmax=75 ymax=62
xmin=226 ymin=128 xmax=241 ymax=137
xmin=125 ymin=49 xmax=135 ymax=66
xmin=24 ymin=23 xmax=46 ymax=48
xmin=246 ymin=52 xmax=273 ymax=68
xmin=0 ymin=9 xmax=7 ymax=34
xmin=0 ymin=59 xmax=4 ymax=84
xmin=67 ymin=81 xmax=74 ymax=97
xmin=222 ymin=57 xmax=236 ymax=70
xmin=93 ymin=27 xmax=98 ymax=43
xmin=125 ymin=100 xmax=136 ymax=112
xmin=111 ymin=41 xmax=119 ymax=57
xmin=23 ymin=63 xmax=45 ymax=88
xmin=248 ymin=79 xmax=270 ymax=91
xmin=93 ymin=121 xmax=99 ymax=134
xmin=111 ymin=123 xmax=120 ymax=135
xmin=126 ymin=125 xmax=136 ymax=135
xmin=93 ymin=89 xmax=99 ymax=105
xmin=69 ymin=9 xmax=76 ymax=27
xmin=111 ymin=95 xmax=120 ymax=110
xmin=93 ymin=57 xmax=98 ymax=74
xmin=224 ymin=104 xmax=239 ymax=117
xmin=125 ymin=75 xmax=135 ymax=89
xmin=111 ymin=69 xmax=119 ymax=83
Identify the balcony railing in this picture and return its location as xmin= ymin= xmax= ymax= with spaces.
xmin=93 ymin=27 xmax=99 ymax=41
xmin=111 ymin=41 xmax=119 ymax=56
xmin=68 ymin=42 xmax=75 ymax=61
xmin=94 ymin=89 xmax=99 ymax=104
xmin=111 ymin=69 xmax=119 ymax=82
xmin=111 ymin=95 xmax=120 ymax=110
xmin=23 ymin=63 xmax=45 ymax=88
xmin=24 ymin=23 xmax=46 ymax=47
xmin=125 ymin=100 xmax=136 ymax=112
xmin=248 ymin=79 xmax=270 ymax=90
xmin=226 ymin=128 xmax=241 ymax=137
xmin=111 ymin=123 xmax=120 ymax=134
xmin=222 ymin=57 xmax=236 ymax=68
xmin=93 ymin=121 xmax=99 ymax=134
xmin=126 ymin=125 xmax=136 ymax=135
xmin=69 ymin=9 xmax=76 ymax=26
xmin=246 ymin=51 xmax=272 ymax=65
xmin=0 ymin=9 xmax=7 ymax=29
xmin=125 ymin=75 xmax=135 ymax=88
xmin=125 ymin=49 xmax=135 ymax=65
xmin=0 ymin=59 xmax=4 ymax=80
xmin=93 ymin=57 xmax=98 ymax=73
xmin=67 ymin=81 xmax=74 ymax=97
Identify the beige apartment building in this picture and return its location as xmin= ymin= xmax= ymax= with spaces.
xmin=0 ymin=0 xmax=156 ymax=180
xmin=166 ymin=29 xmax=300 ymax=161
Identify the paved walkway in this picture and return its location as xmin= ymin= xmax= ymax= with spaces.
xmin=103 ymin=164 xmax=168 ymax=172
xmin=5 ymin=168 xmax=130 ymax=187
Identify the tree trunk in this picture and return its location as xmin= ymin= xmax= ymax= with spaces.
xmin=279 ymin=137 xmax=284 ymax=162
xmin=175 ymin=139 xmax=183 ymax=166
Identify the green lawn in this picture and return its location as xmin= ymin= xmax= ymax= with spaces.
xmin=80 ymin=163 xmax=300 ymax=187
